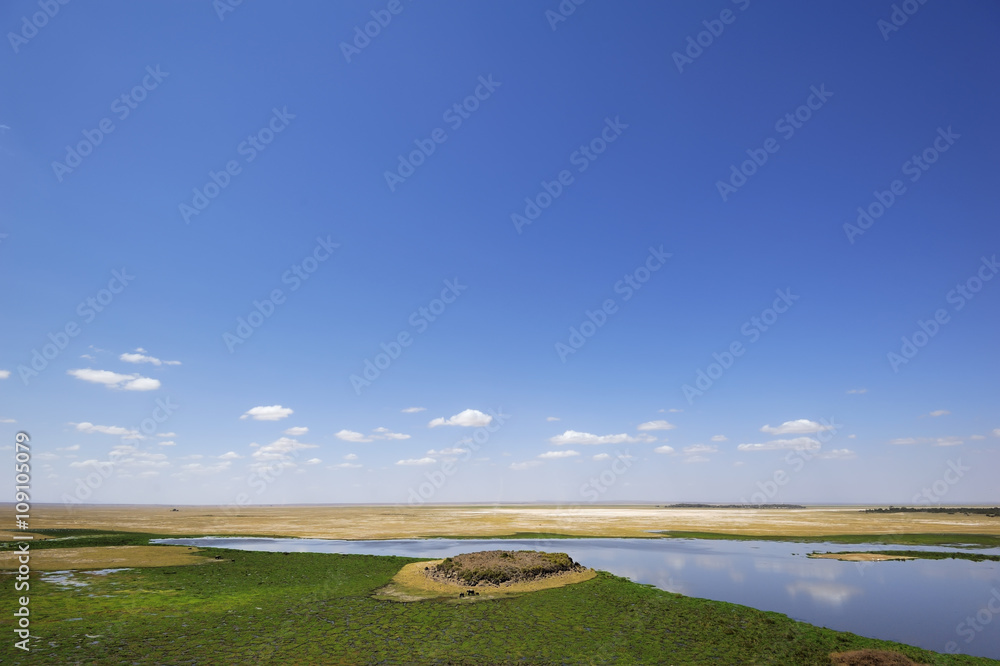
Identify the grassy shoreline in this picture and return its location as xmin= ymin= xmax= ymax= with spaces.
xmin=1 ymin=529 xmax=998 ymax=664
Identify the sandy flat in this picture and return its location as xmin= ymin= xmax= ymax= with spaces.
xmin=16 ymin=504 xmax=1000 ymax=540
xmin=0 ymin=545 xmax=218 ymax=570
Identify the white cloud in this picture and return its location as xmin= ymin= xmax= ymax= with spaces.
xmin=343 ymin=453 xmax=358 ymax=460
xmin=120 ymin=350 xmax=181 ymax=366
xmin=157 ymin=432 xmax=176 ymax=438
xmin=426 ymin=447 xmax=468 ymax=456
xmin=240 ymin=405 xmax=293 ymax=421
xmin=970 ymin=434 xmax=986 ymax=441
xmin=218 ymin=451 xmax=243 ymax=460
xmin=538 ymin=450 xmax=579 ymax=459
xmin=760 ymin=419 xmax=833 ymax=435
xmin=71 ymin=422 xmax=142 ymax=439
xmin=509 ymin=460 xmax=542 ymax=470
xmin=428 ymin=409 xmax=493 ymax=428
xmin=683 ymin=444 xmax=717 ymax=454
xmin=284 ymin=426 xmax=309 ymax=436
xmin=0 ymin=370 xmax=9 ymax=379
xmin=934 ymin=437 xmax=963 ymax=447
xmin=67 ymin=368 xmax=160 ymax=391
xmin=57 ymin=444 xmax=80 ymax=452
xmin=994 ymin=428 xmax=1000 ymax=438
xmin=738 ymin=437 xmax=821 ymax=452
xmin=847 ymin=434 xmax=857 ymax=439
xmin=637 ymin=420 xmax=675 ymax=431
xmin=250 ymin=437 xmax=317 ymax=470
xmin=710 ymin=435 xmax=728 ymax=442
xmin=846 ymin=388 xmax=867 ymax=394
xmin=549 ymin=430 xmax=640 ymax=446
xmin=330 ymin=462 xmax=362 ymax=469
xmin=401 ymin=407 xmax=426 ymax=413
xmin=818 ymin=449 xmax=856 ymax=459
xmin=653 ymin=445 xmax=675 ymax=454
xmin=158 ymin=440 xmax=176 ymax=446
xmin=179 ymin=461 xmax=231 ymax=475
xmin=593 ymin=453 xmax=611 ymax=461
xmin=683 ymin=455 xmax=710 ymax=464
xmin=305 ymin=458 xmax=321 ymax=465
xmin=546 ymin=416 xmax=560 ymax=422
xmin=372 ymin=427 xmax=410 ymax=440
xmin=335 ymin=429 xmax=372 ymax=443
xmin=0 ymin=418 xmax=17 ymax=424
xmin=889 ymin=437 xmax=919 ymax=445
xmin=396 ymin=457 xmax=436 ymax=466
xmin=927 ymin=410 xmax=951 ymax=417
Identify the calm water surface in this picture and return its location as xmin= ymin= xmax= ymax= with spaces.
xmin=155 ymin=536 xmax=1000 ymax=660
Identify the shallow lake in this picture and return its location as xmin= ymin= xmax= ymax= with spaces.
xmin=155 ymin=536 xmax=1000 ymax=660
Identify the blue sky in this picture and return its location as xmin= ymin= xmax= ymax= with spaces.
xmin=2 ymin=0 xmax=998 ymax=506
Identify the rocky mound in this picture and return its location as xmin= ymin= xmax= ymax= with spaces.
xmin=428 ymin=550 xmax=583 ymax=587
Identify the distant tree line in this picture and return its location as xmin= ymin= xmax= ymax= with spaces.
xmin=861 ymin=506 xmax=1000 ymax=516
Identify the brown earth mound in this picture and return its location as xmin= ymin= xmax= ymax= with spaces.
xmin=829 ymin=649 xmax=928 ymax=666
xmin=428 ymin=550 xmax=583 ymax=586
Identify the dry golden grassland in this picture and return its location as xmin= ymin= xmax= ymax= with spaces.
xmin=25 ymin=503 xmax=1000 ymax=540
xmin=0 ymin=545 xmax=219 ymax=570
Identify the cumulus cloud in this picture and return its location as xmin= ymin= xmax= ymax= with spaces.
xmin=331 ymin=462 xmax=362 ymax=469
xmin=305 ymin=458 xmax=322 ymax=465
xmin=428 ymin=409 xmax=493 ymax=428
xmin=509 ymin=460 xmax=542 ymax=470
xmin=157 ymin=432 xmax=176 ymax=438
xmin=0 ymin=370 xmax=10 ymax=379
xmin=426 ymin=447 xmax=468 ymax=456
xmin=120 ymin=350 xmax=181 ymax=366
xmin=335 ymin=427 xmax=409 ymax=442
xmin=284 ymin=426 xmax=309 ymax=436
xmin=250 ymin=436 xmax=317 ymax=470
xmin=67 ymin=368 xmax=160 ymax=391
xmin=970 ymin=434 xmax=986 ymax=440
xmin=343 ymin=453 xmax=358 ymax=460
xmin=71 ymin=422 xmax=142 ymax=439
xmin=546 ymin=416 xmax=560 ymax=422
xmin=240 ymin=405 xmax=293 ymax=421
xmin=654 ymin=445 xmax=675 ymax=454
xmin=158 ymin=440 xmax=176 ymax=446
xmin=401 ymin=407 xmax=426 ymax=413
xmin=710 ymin=435 xmax=728 ymax=442
xmin=934 ymin=437 xmax=963 ymax=447
xmin=593 ymin=453 xmax=611 ymax=461
xmin=538 ymin=450 xmax=579 ymax=459
xmin=759 ymin=419 xmax=833 ymax=435
xmin=738 ymin=437 xmax=821 ymax=452
xmin=637 ymin=420 xmax=675 ymax=431
xmin=818 ymin=449 xmax=856 ymax=459
xmin=549 ymin=430 xmax=641 ymax=446
xmin=218 ymin=451 xmax=244 ymax=460
xmin=683 ymin=444 xmax=717 ymax=454
xmin=888 ymin=437 xmax=919 ymax=445
xmin=179 ymin=461 xmax=231 ymax=475
xmin=396 ymin=457 xmax=436 ymax=466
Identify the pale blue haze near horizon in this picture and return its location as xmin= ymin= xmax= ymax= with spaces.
xmin=1 ymin=0 xmax=998 ymax=504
